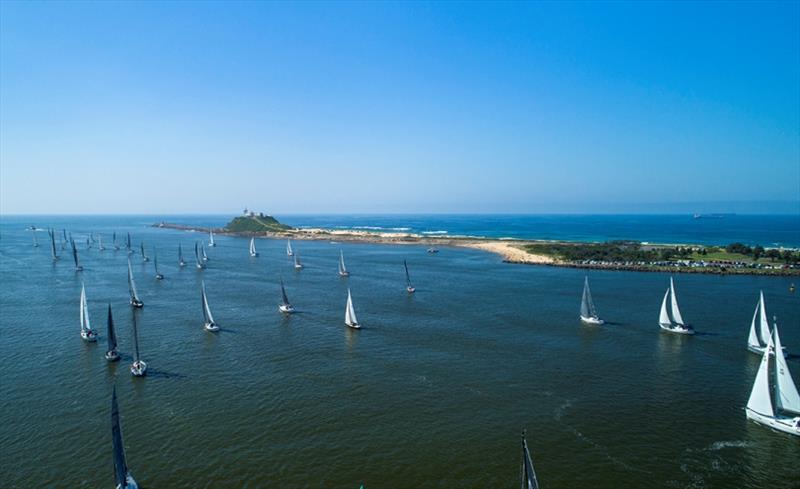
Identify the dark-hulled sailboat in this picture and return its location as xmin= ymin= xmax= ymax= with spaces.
xmin=126 ymin=233 xmax=133 ymax=254
xmin=404 ymin=260 xmax=415 ymax=293
xmin=49 ymin=229 xmax=59 ymax=261
xmin=106 ymin=304 xmax=120 ymax=361
xmin=111 ymin=386 xmax=139 ymax=488
xmin=72 ymin=239 xmax=83 ymax=271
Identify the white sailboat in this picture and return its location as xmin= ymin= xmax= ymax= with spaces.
xmin=113 ymin=232 xmax=120 ymax=251
xmin=201 ymin=243 xmax=209 ymax=262
xmin=201 ymin=281 xmax=219 ymax=332
xmin=249 ymin=237 xmax=259 ymax=257
xmin=294 ymin=251 xmax=303 ymax=270
xmin=344 ymin=288 xmax=360 ymax=329
xmin=111 ymin=387 xmax=139 ymax=489
xmin=208 ymin=229 xmax=216 ymax=247
xmin=128 ymin=259 xmax=144 ymax=308
xmin=153 ymin=250 xmax=164 ymax=280
xmin=98 ymin=234 xmax=105 ymax=251
xmin=658 ymin=277 xmax=693 ymax=335
xmin=745 ymin=321 xmax=800 ymax=436
xmin=580 ymin=276 xmax=604 ymax=325
xmin=521 ymin=431 xmax=540 ymax=489
xmin=338 ymin=250 xmax=350 ymax=277
xmin=105 ymin=305 xmax=120 ymax=362
xmin=404 ymin=260 xmax=415 ymax=293
xmin=130 ymin=311 xmax=147 ymax=377
xmin=747 ymin=291 xmax=774 ymax=355
xmin=79 ymin=283 xmax=98 ymax=342
xmin=278 ymin=278 xmax=295 ymax=314
xmin=140 ymin=242 xmax=149 ymax=262
xmin=178 ymin=243 xmax=186 ymax=267
xmin=195 ymin=242 xmax=205 ymax=269
xmin=286 ymin=239 xmax=293 ymax=256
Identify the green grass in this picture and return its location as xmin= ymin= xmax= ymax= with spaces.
xmin=225 ymin=215 xmax=291 ymax=233
xmin=688 ymin=250 xmax=755 ymax=263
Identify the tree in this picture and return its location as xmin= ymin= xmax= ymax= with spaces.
xmin=752 ymin=245 xmax=764 ymax=261
xmin=765 ymin=249 xmax=781 ymax=262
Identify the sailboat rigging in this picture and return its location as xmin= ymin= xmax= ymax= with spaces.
xmin=580 ymin=276 xmax=603 ymax=324
xmin=128 ymin=259 xmax=144 ymax=308
xmin=130 ymin=311 xmax=147 ymax=376
xmin=278 ymin=278 xmax=295 ymax=313
xmin=344 ymin=289 xmax=360 ymax=329
xmin=249 ymin=237 xmax=259 ymax=257
xmin=111 ymin=387 xmax=139 ymax=488
xmin=201 ymin=281 xmax=219 ymax=332
xmin=79 ymin=283 xmax=97 ymax=342
xmin=105 ymin=304 xmax=120 ymax=362
xmin=658 ymin=277 xmax=693 ymax=335
xmin=338 ymin=250 xmax=349 ymax=277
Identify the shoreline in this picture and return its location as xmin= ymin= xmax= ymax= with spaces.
xmin=153 ymin=222 xmax=800 ymax=276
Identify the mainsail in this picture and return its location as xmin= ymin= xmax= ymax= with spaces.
xmin=404 ymin=260 xmax=413 ymax=288
xmin=107 ymin=305 xmax=118 ymax=352
xmin=339 ymin=251 xmax=348 ymax=275
xmin=128 ymin=259 xmax=140 ymax=303
xmin=659 ymin=289 xmax=671 ymax=326
xmin=80 ymin=283 xmax=92 ymax=333
xmin=521 ymin=433 xmax=539 ymax=489
xmin=747 ymin=331 xmax=774 ymax=417
xmin=178 ymin=243 xmax=185 ymax=264
xmin=280 ymin=279 xmax=290 ymax=306
xmin=668 ymin=277 xmax=685 ymax=325
xmin=195 ymin=242 xmax=204 ymax=268
xmin=773 ymin=323 xmax=800 ymax=415
xmin=201 ymin=281 xmax=215 ymax=324
xmin=111 ymin=387 xmax=130 ymax=489
xmin=580 ymin=276 xmax=597 ymax=318
xmin=345 ymin=289 xmax=358 ymax=326
xmin=131 ymin=311 xmax=141 ymax=363
xmin=250 ymin=237 xmax=257 ymax=256
xmin=49 ymin=229 xmax=58 ymax=260
xmin=209 ymin=230 xmax=215 ymax=246
xmin=286 ymin=239 xmax=293 ymax=256
xmin=71 ymin=239 xmax=81 ymax=269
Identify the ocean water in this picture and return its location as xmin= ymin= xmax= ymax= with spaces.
xmin=280 ymin=214 xmax=800 ymax=248
xmin=0 ymin=215 xmax=799 ymax=489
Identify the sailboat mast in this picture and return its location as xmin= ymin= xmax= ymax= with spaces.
xmin=111 ymin=387 xmax=130 ymax=488
xmin=131 ymin=312 xmax=141 ymax=362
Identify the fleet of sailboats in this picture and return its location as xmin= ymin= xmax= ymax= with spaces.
xmin=105 ymin=305 xmax=120 ymax=362
xmin=745 ymin=319 xmax=800 ymax=436
xmin=579 ymin=276 xmax=603 ymax=325
xmin=658 ymin=277 xmax=694 ymax=335
xmin=111 ymin=387 xmax=139 ymax=489
xmin=344 ymin=288 xmax=360 ymax=329
xmin=128 ymin=259 xmax=144 ymax=308
xmin=404 ymin=260 xmax=415 ymax=293
xmin=279 ymin=278 xmax=295 ymax=314
xmin=201 ymin=281 xmax=219 ymax=332
xmin=79 ymin=283 xmax=97 ymax=342
xmin=130 ymin=311 xmax=147 ymax=377
xmin=249 ymin=237 xmax=259 ymax=257
xmin=338 ymin=250 xmax=349 ymax=277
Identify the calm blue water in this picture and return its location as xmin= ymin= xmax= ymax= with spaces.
xmin=279 ymin=214 xmax=800 ymax=248
xmin=1 ymin=215 xmax=799 ymax=489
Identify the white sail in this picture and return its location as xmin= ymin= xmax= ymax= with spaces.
xmin=659 ymin=288 xmax=671 ymax=325
xmin=201 ymin=282 xmax=215 ymax=324
xmin=345 ymin=289 xmax=358 ymax=326
xmin=774 ymin=324 xmax=800 ymax=415
xmin=757 ymin=291 xmax=770 ymax=346
xmin=80 ymin=283 xmax=92 ymax=332
xmin=209 ymin=230 xmax=215 ymax=246
xmin=747 ymin=331 xmax=774 ymax=416
xmin=287 ymin=239 xmax=293 ymax=256
xmin=250 ymin=237 xmax=257 ymax=255
xmin=339 ymin=251 xmax=347 ymax=274
xmin=128 ymin=260 xmax=140 ymax=301
xmin=747 ymin=295 xmax=763 ymax=349
xmin=669 ymin=277 xmax=685 ymax=325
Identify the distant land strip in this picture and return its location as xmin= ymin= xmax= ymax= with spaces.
xmin=153 ymin=215 xmax=800 ymax=277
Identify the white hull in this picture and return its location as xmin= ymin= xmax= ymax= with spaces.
xmin=130 ymin=299 xmax=144 ymax=308
xmin=580 ymin=315 xmax=604 ymax=325
xmin=155 ymin=274 xmax=164 ymax=280
xmin=659 ymin=322 xmax=694 ymax=335
xmin=279 ymin=304 xmax=295 ymax=314
xmin=250 ymin=252 xmax=259 ymax=257
xmin=339 ymin=271 xmax=350 ymax=277
xmin=294 ymin=264 xmax=303 ymax=270
xmin=204 ymin=322 xmax=220 ymax=332
xmin=75 ymin=266 xmax=83 ymax=272
xmin=746 ymin=408 xmax=800 ymax=437
xmin=80 ymin=331 xmax=98 ymax=342
xmin=407 ymin=286 xmax=416 ymax=293
xmin=345 ymin=321 xmax=360 ymax=329
xmin=131 ymin=361 xmax=147 ymax=377
xmin=116 ymin=474 xmax=139 ymax=489
xmin=142 ymin=257 xmax=149 ymax=262
xmin=105 ymin=350 xmax=120 ymax=362
xmin=179 ymin=261 xmax=186 ymax=267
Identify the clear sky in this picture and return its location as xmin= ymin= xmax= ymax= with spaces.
xmin=1 ymin=1 xmax=798 ymax=214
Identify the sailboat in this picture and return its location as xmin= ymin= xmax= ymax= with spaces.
xmin=745 ymin=320 xmax=800 ymax=436
xmin=32 ymin=231 xmax=39 ymax=248
xmin=105 ymin=304 xmax=120 ymax=361
xmin=200 ymin=281 xmax=219 ymax=332
xmin=128 ymin=259 xmax=144 ymax=308
xmin=249 ymin=237 xmax=259 ymax=257
xmin=344 ymin=289 xmax=360 ymax=329
xmin=278 ymin=278 xmax=295 ymax=313
xmin=98 ymin=235 xmax=105 ymax=251
xmin=126 ymin=233 xmax=133 ymax=254
xmin=404 ymin=260 xmax=415 ymax=293
xmin=130 ymin=311 xmax=147 ymax=376
xmin=747 ymin=291 xmax=775 ymax=354
xmin=153 ymin=250 xmax=164 ymax=280
xmin=71 ymin=239 xmax=83 ymax=271
xmin=195 ymin=242 xmax=205 ymax=269
xmin=286 ymin=239 xmax=293 ymax=256
xmin=49 ymin=229 xmax=59 ymax=260
xmin=520 ymin=431 xmax=540 ymax=489
xmin=338 ymin=250 xmax=350 ymax=277
xmin=86 ymin=236 xmax=92 ymax=249
xmin=658 ymin=277 xmax=694 ymax=335
xmin=294 ymin=251 xmax=303 ymax=270
xmin=580 ymin=276 xmax=603 ymax=325
xmin=178 ymin=243 xmax=187 ymax=267
xmin=201 ymin=243 xmax=209 ymax=262
xmin=140 ymin=242 xmax=149 ymax=262
xmin=208 ymin=229 xmax=216 ymax=247
xmin=79 ymin=283 xmax=98 ymax=342
xmin=111 ymin=387 xmax=140 ymax=489
xmin=113 ymin=232 xmax=120 ymax=251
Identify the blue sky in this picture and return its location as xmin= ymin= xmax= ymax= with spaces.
xmin=1 ymin=1 xmax=798 ymax=214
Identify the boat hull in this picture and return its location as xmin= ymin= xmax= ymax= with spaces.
xmin=746 ymin=408 xmax=800 ymax=437
xmin=659 ymin=323 xmax=694 ymax=335
xmin=131 ymin=361 xmax=147 ymax=377
xmin=130 ymin=299 xmax=144 ymax=308
xmin=80 ymin=331 xmax=98 ymax=342
xmin=105 ymin=350 xmax=120 ymax=362
xmin=279 ymin=304 xmax=295 ymax=314
xmin=339 ymin=272 xmax=350 ymax=277
xmin=345 ymin=322 xmax=360 ymax=329
xmin=155 ymin=274 xmax=164 ymax=280
xmin=580 ymin=315 xmax=604 ymax=325
xmin=250 ymin=253 xmax=259 ymax=257
xmin=407 ymin=286 xmax=416 ymax=293
xmin=116 ymin=474 xmax=139 ymax=489
xmin=204 ymin=322 xmax=220 ymax=332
